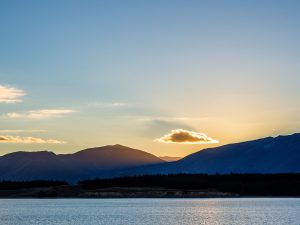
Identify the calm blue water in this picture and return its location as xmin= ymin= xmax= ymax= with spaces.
xmin=0 ymin=198 xmax=299 ymax=225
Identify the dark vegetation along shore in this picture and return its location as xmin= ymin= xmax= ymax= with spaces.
xmin=0 ymin=173 xmax=300 ymax=198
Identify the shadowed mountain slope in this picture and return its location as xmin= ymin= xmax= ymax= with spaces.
xmin=0 ymin=145 xmax=164 ymax=182
xmin=111 ymin=133 xmax=300 ymax=177
xmin=1 ymin=134 xmax=300 ymax=182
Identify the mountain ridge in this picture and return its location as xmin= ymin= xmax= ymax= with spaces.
xmin=114 ymin=133 xmax=300 ymax=177
xmin=0 ymin=145 xmax=164 ymax=182
xmin=0 ymin=133 xmax=300 ymax=182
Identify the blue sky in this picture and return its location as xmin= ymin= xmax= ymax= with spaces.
xmin=1 ymin=0 xmax=300 ymax=156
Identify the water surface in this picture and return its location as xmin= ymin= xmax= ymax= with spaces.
xmin=0 ymin=198 xmax=299 ymax=225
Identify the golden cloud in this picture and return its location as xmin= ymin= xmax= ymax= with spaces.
xmin=0 ymin=135 xmax=65 ymax=144
xmin=0 ymin=85 xmax=25 ymax=103
xmin=155 ymin=129 xmax=219 ymax=144
xmin=7 ymin=109 xmax=75 ymax=119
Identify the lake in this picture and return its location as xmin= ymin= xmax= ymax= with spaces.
xmin=0 ymin=198 xmax=299 ymax=225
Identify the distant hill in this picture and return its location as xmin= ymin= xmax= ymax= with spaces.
xmin=113 ymin=133 xmax=300 ymax=176
xmin=172 ymin=133 xmax=300 ymax=174
xmin=0 ymin=144 xmax=163 ymax=182
xmin=159 ymin=156 xmax=181 ymax=162
xmin=1 ymin=134 xmax=300 ymax=182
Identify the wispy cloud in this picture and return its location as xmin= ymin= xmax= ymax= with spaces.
xmin=6 ymin=109 xmax=75 ymax=119
xmin=137 ymin=116 xmax=208 ymax=122
xmin=0 ymin=130 xmax=47 ymax=133
xmin=88 ymin=102 xmax=128 ymax=108
xmin=0 ymin=85 xmax=25 ymax=103
xmin=0 ymin=135 xmax=65 ymax=144
xmin=156 ymin=129 xmax=219 ymax=144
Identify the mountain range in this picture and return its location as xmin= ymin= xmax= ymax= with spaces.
xmin=158 ymin=156 xmax=182 ymax=162
xmin=0 ymin=144 xmax=163 ymax=182
xmin=0 ymin=133 xmax=299 ymax=182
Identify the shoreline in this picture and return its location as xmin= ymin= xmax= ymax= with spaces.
xmin=1 ymin=186 xmax=299 ymax=199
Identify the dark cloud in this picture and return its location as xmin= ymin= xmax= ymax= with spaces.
xmin=142 ymin=119 xmax=193 ymax=138
xmin=156 ymin=129 xmax=218 ymax=144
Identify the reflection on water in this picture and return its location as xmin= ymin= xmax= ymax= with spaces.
xmin=0 ymin=198 xmax=299 ymax=225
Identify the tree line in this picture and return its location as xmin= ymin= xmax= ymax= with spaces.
xmin=0 ymin=180 xmax=68 ymax=190
xmin=79 ymin=173 xmax=300 ymax=196
xmin=1 ymin=174 xmax=300 ymax=196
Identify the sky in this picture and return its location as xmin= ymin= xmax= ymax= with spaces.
xmin=1 ymin=0 xmax=300 ymax=157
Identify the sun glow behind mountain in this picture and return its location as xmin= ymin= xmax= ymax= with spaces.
xmin=0 ymin=1 xmax=300 ymax=157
